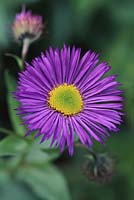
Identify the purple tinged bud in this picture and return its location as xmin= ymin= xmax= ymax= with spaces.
xmin=12 ymin=6 xmax=44 ymax=43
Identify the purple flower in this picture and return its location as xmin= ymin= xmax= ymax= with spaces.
xmin=12 ymin=7 xmax=44 ymax=42
xmin=14 ymin=45 xmax=123 ymax=155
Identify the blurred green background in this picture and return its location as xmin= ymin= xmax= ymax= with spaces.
xmin=0 ymin=0 xmax=133 ymax=200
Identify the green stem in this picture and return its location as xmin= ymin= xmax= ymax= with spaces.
xmin=75 ymin=142 xmax=97 ymax=160
xmin=0 ymin=127 xmax=13 ymax=135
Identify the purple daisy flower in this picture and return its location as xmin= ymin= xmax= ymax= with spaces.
xmin=14 ymin=45 xmax=123 ymax=155
xmin=12 ymin=6 xmax=44 ymax=42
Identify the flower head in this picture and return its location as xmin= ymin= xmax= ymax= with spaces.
xmin=14 ymin=45 xmax=123 ymax=155
xmin=12 ymin=7 xmax=44 ymax=43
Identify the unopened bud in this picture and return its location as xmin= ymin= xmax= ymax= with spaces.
xmin=82 ymin=152 xmax=115 ymax=183
xmin=12 ymin=6 xmax=44 ymax=43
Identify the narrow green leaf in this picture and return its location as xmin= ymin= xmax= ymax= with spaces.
xmin=5 ymin=70 xmax=27 ymax=136
xmin=5 ymin=54 xmax=23 ymax=70
xmin=0 ymin=127 xmax=14 ymax=135
xmin=17 ymin=164 xmax=71 ymax=200
xmin=0 ymin=135 xmax=28 ymax=156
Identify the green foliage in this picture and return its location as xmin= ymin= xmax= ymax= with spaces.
xmin=26 ymin=138 xmax=60 ymax=164
xmin=71 ymin=0 xmax=108 ymax=14
xmin=5 ymin=70 xmax=27 ymax=136
xmin=17 ymin=164 xmax=71 ymax=200
xmin=0 ymin=135 xmax=28 ymax=156
xmin=0 ymin=134 xmax=70 ymax=200
xmin=104 ymin=28 xmax=134 ymax=130
xmin=0 ymin=176 xmax=38 ymax=200
xmin=5 ymin=54 xmax=23 ymax=70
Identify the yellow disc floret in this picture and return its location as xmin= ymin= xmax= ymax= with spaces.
xmin=48 ymin=83 xmax=83 ymax=116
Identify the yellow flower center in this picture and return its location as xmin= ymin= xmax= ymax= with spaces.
xmin=48 ymin=83 xmax=83 ymax=116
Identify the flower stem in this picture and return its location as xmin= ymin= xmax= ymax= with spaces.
xmin=75 ymin=142 xmax=97 ymax=160
xmin=21 ymin=38 xmax=30 ymax=63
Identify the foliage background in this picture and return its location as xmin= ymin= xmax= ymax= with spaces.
xmin=0 ymin=0 xmax=133 ymax=200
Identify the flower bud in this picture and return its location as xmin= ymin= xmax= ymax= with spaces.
xmin=82 ymin=152 xmax=115 ymax=183
xmin=12 ymin=7 xmax=44 ymax=43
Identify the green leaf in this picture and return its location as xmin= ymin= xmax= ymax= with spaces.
xmin=25 ymin=137 xmax=60 ymax=164
xmin=26 ymin=148 xmax=60 ymax=165
xmin=5 ymin=54 xmax=23 ymax=70
xmin=5 ymin=70 xmax=27 ymax=136
xmin=17 ymin=164 xmax=71 ymax=200
xmin=33 ymin=136 xmax=58 ymax=150
xmin=0 ymin=135 xmax=28 ymax=156
xmin=0 ymin=179 xmax=38 ymax=200
xmin=0 ymin=170 xmax=10 ymax=184
xmin=0 ymin=127 xmax=14 ymax=135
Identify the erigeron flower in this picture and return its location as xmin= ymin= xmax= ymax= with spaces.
xmin=14 ymin=45 xmax=123 ymax=155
